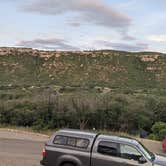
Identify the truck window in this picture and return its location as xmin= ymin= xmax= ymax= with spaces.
xmin=120 ymin=144 xmax=142 ymax=161
xmin=53 ymin=135 xmax=89 ymax=149
xmin=67 ymin=137 xmax=76 ymax=147
xmin=53 ymin=135 xmax=68 ymax=145
xmin=76 ymin=138 xmax=89 ymax=148
xmin=98 ymin=141 xmax=119 ymax=157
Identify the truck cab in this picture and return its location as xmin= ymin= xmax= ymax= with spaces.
xmin=41 ymin=129 xmax=166 ymax=166
xmin=91 ymin=135 xmax=154 ymax=166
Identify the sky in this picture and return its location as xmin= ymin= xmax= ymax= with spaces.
xmin=0 ymin=0 xmax=166 ymax=52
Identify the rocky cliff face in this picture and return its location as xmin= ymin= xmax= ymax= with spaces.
xmin=0 ymin=47 xmax=165 ymax=89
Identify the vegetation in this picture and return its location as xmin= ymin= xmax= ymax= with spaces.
xmin=149 ymin=122 xmax=166 ymax=140
xmin=0 ymin=86 xmax=166 ymax=139
xmin=0 ymin=48 xmax=166 ymax=140
xmin=0 ymin=49 xmax=166 ymax=88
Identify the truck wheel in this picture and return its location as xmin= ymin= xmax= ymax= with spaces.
xmin=62 ymin=163 xmax=75 ymax=166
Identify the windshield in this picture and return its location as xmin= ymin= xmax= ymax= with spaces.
xmin=138 ymin=142 xmax=155 ymax=161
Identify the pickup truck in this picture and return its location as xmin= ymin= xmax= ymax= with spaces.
xmin=40 ymin=129 xmax=166 ymax=166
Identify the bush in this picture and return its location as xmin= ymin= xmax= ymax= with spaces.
xmin=151 ymin=122 xmax=166 ymax=140
xmin=0 ymin=87 xmax=166 ymax=141
xmin=159 ymin=129 xmax=166 ymax=140
xmin=148 ymin=134 xmax=160 ymax=140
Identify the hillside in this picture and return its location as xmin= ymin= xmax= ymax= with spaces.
xmin=0 ymin=47 xmax=166 ymax=89
xmin=1 ymin=47 xmax=166 ymax=137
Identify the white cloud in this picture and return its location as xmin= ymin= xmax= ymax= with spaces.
xmin=148 ymin=35 xmax=166 ymax=42
xmin=21 ymin=0 xmax=131 ymax=31
xmin=94 ymin=40 xmax=148 ymax=52
xmin=16 ymin=38 xmax=79 ymax=51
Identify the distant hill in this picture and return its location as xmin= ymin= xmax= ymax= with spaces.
xmin=0 ymin=47 xmax=166 ymax=89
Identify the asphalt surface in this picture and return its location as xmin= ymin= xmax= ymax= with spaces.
xmin=0 ymin=130 xmax=48 ymax=166
xmin=0 ymin=130 xmax=165 ymax=166
xmin=0 ymin=138 xmax=44 ymax=166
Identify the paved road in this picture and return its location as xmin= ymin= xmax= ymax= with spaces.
xmin=0 ymin=130 xmax=165 ymax=166
xmin=0 ymin=138 xmax=44 ymax=166
xmin=0 ymin=130 xmax=48 ymax=166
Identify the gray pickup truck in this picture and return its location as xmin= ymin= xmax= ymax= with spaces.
xmin=40 ymin=129 xmax=166 ymax=166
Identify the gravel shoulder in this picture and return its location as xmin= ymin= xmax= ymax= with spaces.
xmin=0 ymin=128 xmax=49 ymax=141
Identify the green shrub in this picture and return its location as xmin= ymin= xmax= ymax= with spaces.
xmin=148 ymin=134 xmax=160 ymax=140
xmin=151 ymin=122 xmax=166 ymax=140
xmin=159 ymin=129 xmax=166 ymax=140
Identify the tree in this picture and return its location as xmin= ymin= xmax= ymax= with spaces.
xmin=154 ymin=101 xmax=166 ymax=122
xmin=71 ymin=96 xmax=93 ymax=130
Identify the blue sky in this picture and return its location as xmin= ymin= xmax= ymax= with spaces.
xmin=1 ymin=0 xmax=166 ymax=52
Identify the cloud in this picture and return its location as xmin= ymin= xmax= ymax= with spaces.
xmin=121 ymin=33 xmax=136 ymax=41
xmin=94 ymin=40 xmax=148 ymax=52
xmin=16 ymin=38 xmax=79 ymax=51
xmin=15 ymin=38 xmax=149 ymax=52
xmin=68 ymin=22 xmax=81 ymax=27
xmin=148 ymin=35 xmax=166 ymax=42
xmin=21 ymin=0 xmax=131 ymax=31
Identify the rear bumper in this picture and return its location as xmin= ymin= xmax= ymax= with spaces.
xmin=40 ymin=159 xmax=48 ymax=166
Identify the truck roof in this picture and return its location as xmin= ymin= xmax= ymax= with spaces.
xmin=98 ymin=134 xmax=139 ymax=146
xmin=56 ymin=129 xmax=139 ymax=145
xmin=56 ymin=129 xmax=97 ymax=139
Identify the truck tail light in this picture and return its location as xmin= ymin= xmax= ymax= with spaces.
xmin=42 ymin=148 xmax=46 ymax=158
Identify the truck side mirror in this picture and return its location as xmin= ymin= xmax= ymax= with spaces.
xmin=138 ymin=156 xmax=147 ymax=164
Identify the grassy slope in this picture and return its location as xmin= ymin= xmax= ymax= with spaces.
xmin=0 ymin=49 xmax=166 ymax=89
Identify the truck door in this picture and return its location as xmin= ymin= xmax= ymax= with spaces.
xmin=91 ymin=141 xmax=126 ymax=166
xmin=91 ymin=141 xmax=151 ymax=166
xmin=119 ymin=143 xmax=151 ymax=166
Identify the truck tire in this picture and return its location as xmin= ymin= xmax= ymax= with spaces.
xmin=62 ymin=163 xmax=75 ymax=166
